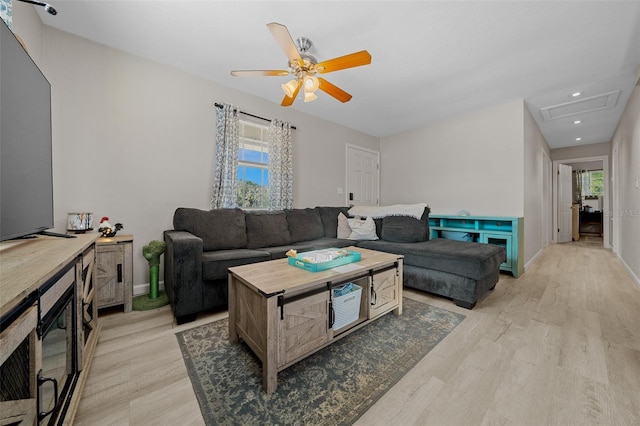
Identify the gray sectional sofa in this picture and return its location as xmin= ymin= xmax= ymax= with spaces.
xmin=163 ymin=206 xmax=505 ymax=324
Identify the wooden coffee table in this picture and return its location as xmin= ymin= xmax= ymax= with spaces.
xmin=228 ymin=246 xmax=403 ymax=393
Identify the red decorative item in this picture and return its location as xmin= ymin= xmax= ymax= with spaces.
xmin=98 ymin=216 xmax=124 ymax=237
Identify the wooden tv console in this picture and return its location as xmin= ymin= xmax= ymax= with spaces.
xmin=228 ymin=247 xmax=403 ymax=393
xmin=0 ymin=234 xmax=100 ymax=425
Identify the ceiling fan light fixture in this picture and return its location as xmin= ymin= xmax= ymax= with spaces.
xmin=304 ymin=91 xmax=318 ymax=103
xmin=303 ymin=75 xmax=319 ymax=93
xmin=233 ymin=23 xmax=371 ymax=107
xmin=281 ymin=79 xmax=298 ymax=97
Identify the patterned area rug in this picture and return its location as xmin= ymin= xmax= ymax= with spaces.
xmin=176 ymin=298 xmax=465 ymax=425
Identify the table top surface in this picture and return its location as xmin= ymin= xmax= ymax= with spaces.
xmin=0 ymin=233 xmax=98 ymax=318
xmin=228 ymin=246 xmax=402 ymax=297
xmin=97 ymin=234 xmax=134 ymax=245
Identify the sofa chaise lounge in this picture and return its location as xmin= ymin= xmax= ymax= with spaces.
xmin=163 ymin=205 xmax=505 ymax=324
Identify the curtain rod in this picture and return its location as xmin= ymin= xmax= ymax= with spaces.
xmin=214 ymin=102 xmax=296 ymax=130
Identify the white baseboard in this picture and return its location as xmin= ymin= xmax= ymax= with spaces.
xmin=618 ymin=255 xmax=640 ymax=289
xmin=133 ymin=281 xmax=165 ymax=296
xmin=524 ymin=248 xmax=543 ymax=272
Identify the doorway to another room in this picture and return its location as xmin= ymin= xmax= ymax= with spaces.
xmin=553 ymin=155 xmax=609 ymax=248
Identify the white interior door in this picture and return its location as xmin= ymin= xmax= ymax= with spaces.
xmin=557 ymin=163 xmax=573 ymax=243
xmin=542 ymin=149 xmax=552 ymax=247
xmin=611 ymin=144 xmax=619 ymax=252
xmin=346 ymin=145 xmax=379 ymax=206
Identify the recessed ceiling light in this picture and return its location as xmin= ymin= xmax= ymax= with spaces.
xmin=573 ymin=120 xmax=582 ymax=124
xmin=576 ymin=137 xmax=582 ymax=141
xmin=572 ymin=91 xmax=582 ymax=97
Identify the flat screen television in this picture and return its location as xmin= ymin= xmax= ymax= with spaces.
xmin=0 ymin=19 xmax=54 ymax=241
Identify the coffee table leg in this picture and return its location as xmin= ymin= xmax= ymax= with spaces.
xmin=228 ymin=272 xmax=239 ymax=344
xmin=263 ymin=295 xmax=279 ymax=393
xmin=394 ymin=260 xmax=404 ymax=316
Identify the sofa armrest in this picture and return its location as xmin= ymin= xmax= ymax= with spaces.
xmin=164 ymin=230 xmax=204 ymax=320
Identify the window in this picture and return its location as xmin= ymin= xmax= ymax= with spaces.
xmin=581 ymin=170 xmax=604 ymax=197
xmin=237 ymin=120 xmax=269 ymax=209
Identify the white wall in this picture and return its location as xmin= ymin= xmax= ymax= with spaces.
xmin=9 ymin=2 xmax=42 ymax=66
xmin=523 ymin=104 xmax=551 ymax=265
xmin=610 ymin=84 xmax=640 ymax=286
xmin=379 ymin=99 xmax=525 ymax=217
xmin=380 ymin=99 xmax=555 ymax=267
xmin=292 ymin=117 xmax=380 ymax=207
xmin=551 ymin=141 xmax=611 ymax=165
xmin=12 ymin=12 xmax=379 ymax=289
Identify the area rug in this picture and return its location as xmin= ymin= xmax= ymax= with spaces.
xmin=176 ymin=298 xmax=465 ymax=425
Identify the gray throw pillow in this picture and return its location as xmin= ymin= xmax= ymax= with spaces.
xmin=316 ymin=206 xmax=351 ymax=237
xmin=245 ymin=210 xmax=292 ymax=248
xmin=286 ymin=208 xmax=325 ymax=242
xmin=173 ymin=207 xmax=247 ymax=251
xmin=381 ymin=207 xmax=430 ymax=243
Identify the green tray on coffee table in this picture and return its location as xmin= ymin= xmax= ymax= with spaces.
xmin=288 ymin=248 xmax=361 ymax=272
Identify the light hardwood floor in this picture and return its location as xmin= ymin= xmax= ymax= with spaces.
xmin=75 ymin=240 xmax=640 ymax=426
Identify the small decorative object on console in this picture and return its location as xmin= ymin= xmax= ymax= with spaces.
xmin=67 ymin=212 xmax=93 ymax=232
xmin=98 ymin=216 xmax=123 ymax=237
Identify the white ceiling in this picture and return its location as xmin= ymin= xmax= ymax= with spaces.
xmin=35 ymin=1 xmax=640 ymax=149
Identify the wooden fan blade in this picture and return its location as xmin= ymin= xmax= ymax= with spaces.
xmin=267 ymin=22 xmax=302 ymax=65
xmin=281 ymin=81 xmax=302 ymax=107
xmin=316 ymin=50 xmax=371 ymax=74
xmin=231 ymin=70 xmax=289 ymax=77
xmin=318 ymin=78 xmax=352 ymax=103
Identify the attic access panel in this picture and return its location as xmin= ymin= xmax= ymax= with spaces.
xmin=540 ymin=91 xmax=619 ymax=120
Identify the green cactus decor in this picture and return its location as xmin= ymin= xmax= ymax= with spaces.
xmin=142 ymin=240 xmax=166 ymax=299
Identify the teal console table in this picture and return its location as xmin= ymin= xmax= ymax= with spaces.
xmin=429 ymin=215 xmax=524 ymax=277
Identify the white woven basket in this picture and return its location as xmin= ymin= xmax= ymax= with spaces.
xmin=332 ymin=284 xmax=362 ymax=331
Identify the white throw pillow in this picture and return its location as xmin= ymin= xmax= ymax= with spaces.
xmin=347 ymin=216 xmax=378 ymax=241
xmin=337 ymin=212 xmax=352 ymax=239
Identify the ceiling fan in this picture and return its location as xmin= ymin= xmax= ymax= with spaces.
xmin=231 ymin=23 xmax=372 ymax=107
